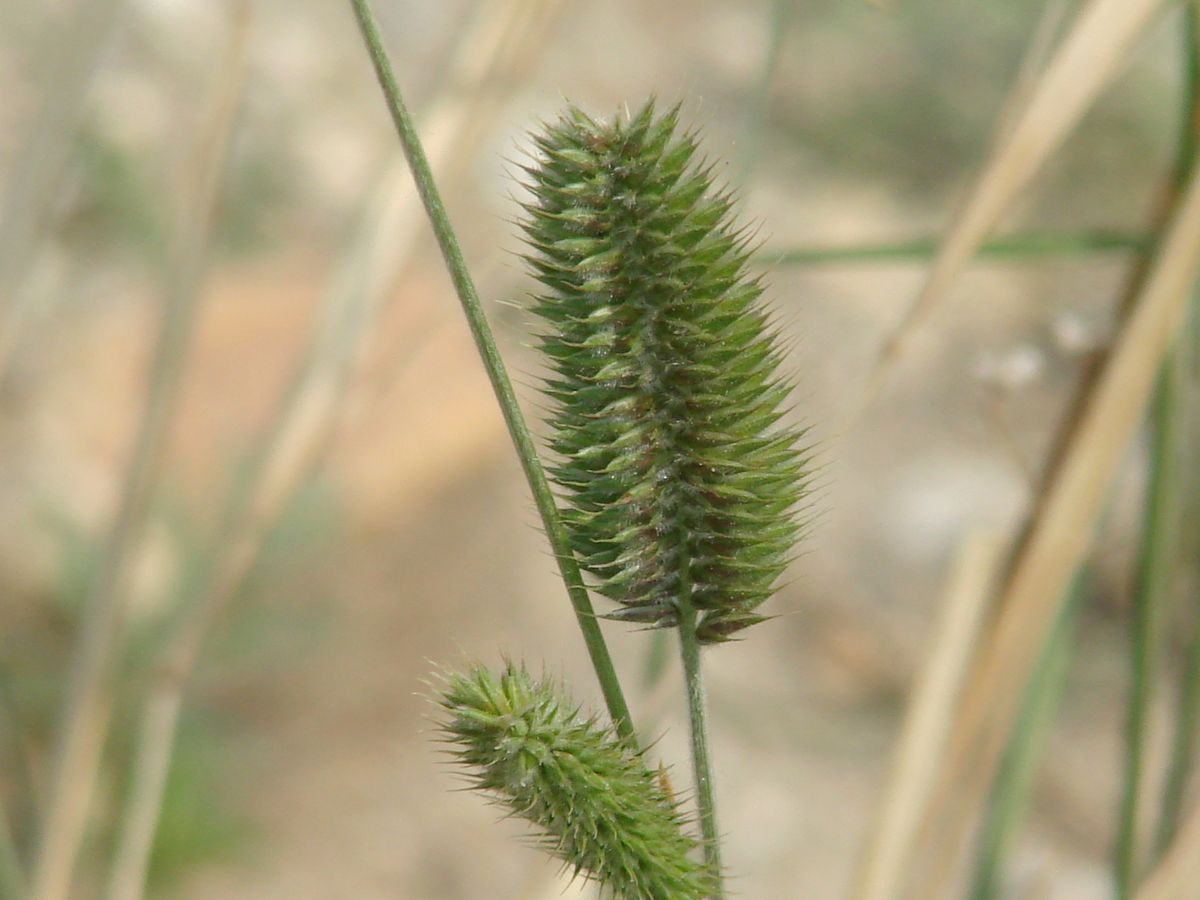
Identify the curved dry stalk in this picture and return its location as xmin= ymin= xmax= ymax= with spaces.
xmin=26 ymin=8 xmax=250 ymax=900
xmin=918 ymin=152 xmax=1200 ymax=895
xmin=853 ymin=531 xmax=1004 ymax=900
xmin=860 ymin=0 xmax=1165 ymax=409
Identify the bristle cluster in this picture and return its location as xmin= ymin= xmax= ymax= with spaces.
xmin=521 ymin=100 xmax=809 ymax=642
xmin=438 ymin=663 xmax=714 ymax=899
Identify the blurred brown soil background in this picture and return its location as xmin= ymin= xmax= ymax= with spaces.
xmin=0 ymin=0 xmax=1187 ymax=897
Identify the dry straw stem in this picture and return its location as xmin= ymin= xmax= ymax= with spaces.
xmin=104 ymin=4 xmax=562 ymax=898
xmin=925 ymin=153 xmax=1200 ymax=891
xmin=26 ymin=9 xmax=250 ymax=900
xmin=853 ymin=530 xmax=1005 ymax=900
xmin=864 ymin=0 xmax=1164 ymax=401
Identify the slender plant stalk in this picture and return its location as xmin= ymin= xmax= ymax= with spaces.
xmin=1156 ymin=600 xmax=1200 ymax=849
xmin=1116 ymin=364 xmax=1181 ymax=897
xmin=678 ymin=597 xmax=722 ymax=889
xmin=968 ymin=575 xmax=1081 ymax=900
xmin=1115 ymin=7 xmax=1200 ymax=893
xmin=354 ymin=0 xmax=564 ymax=290
xmin=1152 ymin=3 xmax=1200 ymax=858
xmin=770 ymin=231 xmax=1147 ymax=267
xmin=103 ymin=684 xmax=182 ymax=900
xmin=26 ymin=12 xmax=248 ymax=899
xmin=1155 ymin=551 xmax=1200 ymax=853
xmin=346 ymin=0 xmax=634 ymax=741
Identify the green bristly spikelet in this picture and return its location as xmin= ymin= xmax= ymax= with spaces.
xmin=438 ymin=663 xmax=715 ymax=899
xmin=520 ymin=100 xmax=809 ymax=642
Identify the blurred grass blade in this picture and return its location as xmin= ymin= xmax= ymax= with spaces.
xmin=770 ymin=231 xmax=1147 ymax=267
xmin=1156 ymin=550 xmax=1200 ymax=854
xmin=26 ymin=7 xmax=250 ymax=899
xmin=105 ymin=5 xmax=565 ymax=897
xmin=866 ymin=0 xmax=1164 ymax=397
xmin=1136 ymin=799 xmax=1200 ymax=899
xmin=1149 ymin=1 xmax=1200 ymax=864
xmin=968 ymin=577 xmax=1081 ymax=900
xmin=0 ymin=0 xmax=128 ymax=309
xmin=853 ymin=531 xmax=1004 ymax=900
xmin=1116 ymin=353 xmax=1187 ymax=897
xmin=1118 ymin=6 xmax=1200 ymax=890
xmin=0 ymin=796 xmax=25 ymax=900
xmin=988 ymin=0 xmax=1071 ymax=148
xmin=927 ymin=151 xmax=1200 ymax=891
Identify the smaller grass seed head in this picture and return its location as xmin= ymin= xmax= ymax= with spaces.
xmin=438 ymin=662 xmax=716 ymax=899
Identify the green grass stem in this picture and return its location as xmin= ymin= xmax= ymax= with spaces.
xmin=346 ymin=0 xmax=634 ymax=742
xmin=678 ymin=574 xmax=723 ymax=895
xmin=1117 ymin=359 xmax=1185 ymax=897
xmin=1154 ymin=4 xmax=1200 ymax=858
xmin=769 ymin=231 xmax=1148 ymax=267
xmin=968 ymin=577 xmax=1080 ymax=900
xmin=1115 ymin=6 xmax=1200 ymax=893
xmin=1156 ymin=564 xmax=1200 ymax=853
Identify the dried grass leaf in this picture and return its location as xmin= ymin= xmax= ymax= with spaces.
xmin=869 ymin=0 xmax=1164 ymax=392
